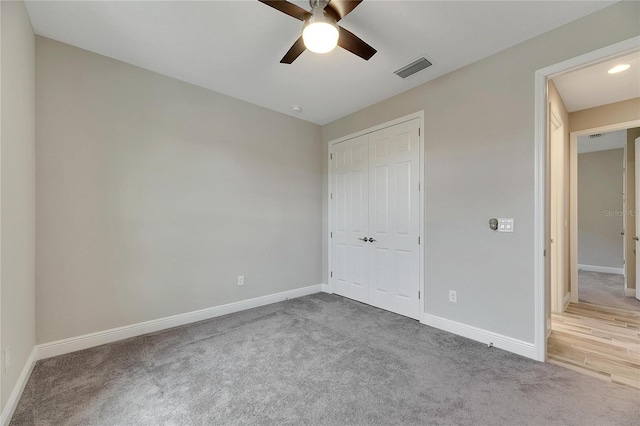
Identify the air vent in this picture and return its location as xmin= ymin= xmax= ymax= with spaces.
xmin=590 ymin=133 xmax=602 ymax=138
xmin=394 ymin=57 xmax=432 ymax=79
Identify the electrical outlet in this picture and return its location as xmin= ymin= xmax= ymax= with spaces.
xmin=237 ymin=275 xmax=244 ymax=286
xmin=449 ymin=290 xmax=457 ymax=303
xmin=5 ymin=348 xmax=10 ymax=373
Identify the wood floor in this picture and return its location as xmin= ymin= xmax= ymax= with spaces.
xmin=548 ymin=302 xmax=640 ymax=389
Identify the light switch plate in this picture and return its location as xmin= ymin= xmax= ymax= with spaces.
xmin=497 ymin=218 xmax=514 ymax=233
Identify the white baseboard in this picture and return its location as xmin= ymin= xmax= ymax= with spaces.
xmin=37 ymin=284 xmax=322 ymax=360
xmin=563 ymin=292 xmax=571 ymax=310
xmin=1 ymin=347 xmax=37 ymax=426
xmin=625 ymin=288 xmax=636 ymax=297
xmin=421 ymin=314 xmax=538 ymax=361
xmin=321 ymin=283 xmax=332 ymax=294
xmin=578 ymin=264 xmax=624 ymax=275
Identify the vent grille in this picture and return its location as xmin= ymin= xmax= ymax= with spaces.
xmin=394 ymin=57 xmax=432 ymax=79
xmin=590 ymin=133 xmax=602 ymax=139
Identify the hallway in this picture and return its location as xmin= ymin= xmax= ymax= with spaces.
xmin=548 ymin=302 xmax=640 ymax=389
xmin=578 ymin=270 xmax=640 ymax=311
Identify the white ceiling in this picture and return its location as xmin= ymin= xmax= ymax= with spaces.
xmin=577 ymin=129 xmax=626 ymax=153
xmin=553 ymin=50 xmax=640 ymax=113
xmin=25 ymin=0 xmax=616 ymax=125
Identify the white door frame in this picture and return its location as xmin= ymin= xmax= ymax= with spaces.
xmin=623 ymin=144 xmax=627 ymax=289
xmin=327 ymin=111 xmax=425 ymax=321
xmin=635 ymin=137 xmax=640 ymax=301
xmin=534 ymin=36 xmax=640 ymax=362
xmin=0 ymin=0 xmax=3 ymax=409
xmin=549 ymin=107 xmax=565 ymax=314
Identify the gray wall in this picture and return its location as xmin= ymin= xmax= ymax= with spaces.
xmin=36 ymin=38 xmax=322 ymax=343
xmin=322 ymin=1 xmax=640 ymax=343
xmin=1 ymin=0 xmax=36 ymax=411
xmin=578 ymin=149 xmax=624 ymax=269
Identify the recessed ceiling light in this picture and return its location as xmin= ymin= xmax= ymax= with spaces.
xmin=608 ymin=64 xmax=631 ymax=74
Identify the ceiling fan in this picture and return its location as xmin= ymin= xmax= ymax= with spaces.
xmin=258 ymin=0 xmax=377 ymax=64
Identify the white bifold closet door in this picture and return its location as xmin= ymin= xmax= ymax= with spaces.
xmin=331 ymin=119 xmax=420 ymax=319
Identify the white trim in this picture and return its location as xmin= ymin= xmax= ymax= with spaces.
xmin=572 ymin=121 xmax=640 ymax=136
xmin=534 ymin=36 xmax=640 ymax=364
xmin=0 ymin=347 xmax=36 ymax=426
xmin=0 ymin=0 xmax=3 ymax=410
xmin=562 ymin=292 xmax=571 ymax=311
xmin=421 ymin=314 xmax=537 ymax=360
xmin=550 ymin=108 xmax=563 ymax=132
xmin=578 ymin=264 xmax=624 ymax=275
xmin=328 ymin=112 xmax=424 ymax=146
xmin=321 ymin=283 xmax=332 ymax=294
xmin=624 ymin=288 xmax=636 ymax=297
xmin=327 ymin=136 xmax=333 ymax=294
xmin=37 ymin=285 xmax=322 ymax=360
xmin=327 ymin=111 xmax=425 ymax=321
xmin=534 ymin=65 xmax=548 ymax=362
xmin=623 ymin=144 xmax=628 ymax=289
xmin=570 ymin=132 xmax=579 ymax=304
xmin=418 ymin=113 xmax=425 ymax=323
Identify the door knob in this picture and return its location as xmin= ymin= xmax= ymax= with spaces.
xmin=621 ymin=232 xmax=625 ymax=236
xmin=634 ymin=237 xmax=639 ymax=241
xmin=358 ymin=237 xmax=369 ymax=242
xmin=369 ymin=238 xmax=377 ymax=243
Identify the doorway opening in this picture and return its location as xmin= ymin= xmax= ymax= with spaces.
xmin=536 ymin=37 xmax=640 ymax=386
xmin=571 ymin=127 xmax=640 ymax=311
xmin=534 ymin=37 xmax=640 ymax=361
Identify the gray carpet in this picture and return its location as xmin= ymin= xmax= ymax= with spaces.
xmin=578 ymin=270 xmax=640 ymax=311
xmin=10 ymin=293 xmax=639 ymax=426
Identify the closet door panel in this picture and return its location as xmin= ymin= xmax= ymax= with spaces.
xmin=368 ymin=119 xmax=420 ymax=319
xmin=331 ymin=135 xmax=369 ymax=303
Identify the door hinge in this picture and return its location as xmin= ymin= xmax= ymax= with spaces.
xmin=330 ymin=153 xmax=333 ymax=160
xmin=330 ymin=231 xmax=333 ymax=238
xmin=543 ymin=249 xmax=546 ymax=257
xmin=330 ymin=193 xmax=333 ymax=200
xmin=419 ymin=128 xmax=421 ymax=137
xmin=418 ymin=182 xmax=420 ymax=191
xmin=418 ymin=236 xmax=421 ymax=245
xmin=330 ymin=271 xmax=333 ymax=278
xmin=418 ymin=291 xmax=421 ymax=299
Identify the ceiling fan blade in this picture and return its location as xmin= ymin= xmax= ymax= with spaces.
xmin=325 ymin=0 xmax=363 ymax=22
xmin=338 ymin=27 xmax=376 ymax=61
xmin=281 ymin=37 xmax=307 ymax=64
xmin=258 ymin=0 xmax=311 ymax=21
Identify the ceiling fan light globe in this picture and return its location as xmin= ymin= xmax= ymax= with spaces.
xmin=303 ymin=22 xmax=339 ymax=53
